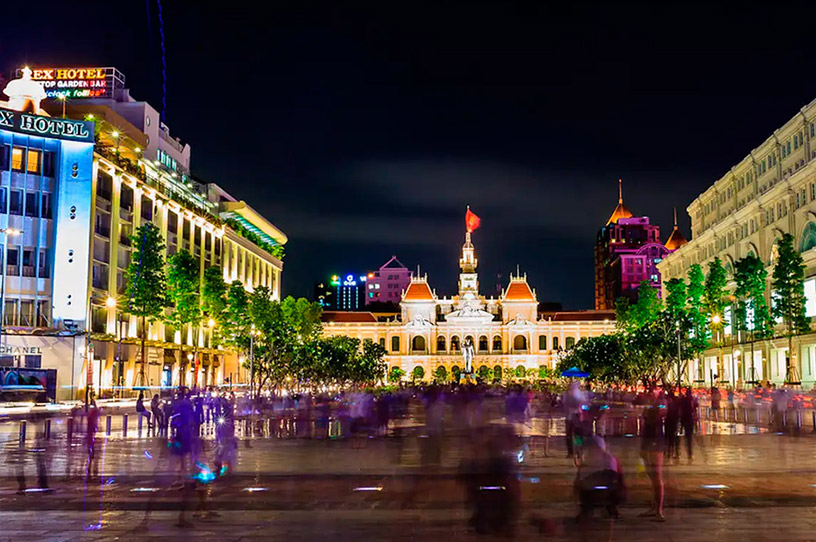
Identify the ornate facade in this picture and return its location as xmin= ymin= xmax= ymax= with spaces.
xmin=323 ymin=229 xmax=615 ymax=379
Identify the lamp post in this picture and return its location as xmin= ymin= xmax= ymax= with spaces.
xmin=676 ymin=320 xmax=682 ymax=389
xmin=249 ymin=325 xmax=255 ymax=401
xmin=0 ymin=228 xmax=22 ymax=358
xmin=712 ymin=314 xmax=722 ymax=385
xmin=100 ymin=296 xmax=116 ymax=398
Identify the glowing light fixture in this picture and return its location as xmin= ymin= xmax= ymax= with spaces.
xmin=353 ymin=486 xmax=383 ymax=492
xmin=701 ymin=484 xmax=729 ymax=490
xmin=106 ymin=296 xmax=116 ymax=308
xmin=111 ymin=130 xmax=119 ymax=138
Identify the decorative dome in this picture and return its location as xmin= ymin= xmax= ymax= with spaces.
xmin=665 ymin=208 xmax=688 ymax=250
xmin=606 ymin=179 xmax=633 ymax=225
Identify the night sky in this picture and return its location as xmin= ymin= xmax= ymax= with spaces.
xmin=5 ymin=2 xmax=816 ymax=308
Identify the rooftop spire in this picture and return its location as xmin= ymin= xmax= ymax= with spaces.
xmin=673 ymin=206 xmax=678 ymax=227
xmin=606 ymin=178 xmax=634 ymax=225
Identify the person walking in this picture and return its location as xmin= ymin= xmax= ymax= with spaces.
xmin=679 ymin=388 xmax=698 ymax=462
xmin=640 ymin=390 xmax=666 ymax=521
xmin=150 ymin=394 xmax=163 ymax=437
xmin=136 ymin=391 xmax=152 ymax=431
xmin=665 ymin=389 xmax=680 ymax=462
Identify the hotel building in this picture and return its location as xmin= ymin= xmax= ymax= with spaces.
xmin=658 ymin=96 xmax=816 ymax=387
xmin=0 ymin=66 xmax=285 ymax=400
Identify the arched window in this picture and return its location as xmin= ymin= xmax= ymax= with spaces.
xmin=478 ymin=335 xmax=488 ymax=352
xmin=391 ymin=336 xmax=400 ymax=352
xmin=553 ymin=336 xmax=560 ymax=350
xmin=770 ymin=237 xmax=781 ymax=265
xmin=513 ymin=335 xmax=527 ymax=351
xmin=436 ymin=335 xmax=446 ymax=353
xmin=450 ymin=335 xmax=461 ymax=352
xmin=465 ymin=335 xmax=474 ymax=348
xmin=538 ymin=335 xmax=547 ymax=351
xmin=379 ymin=337 xmax=385 ymax=348
xmin=492 ymin=335 xmax=502 ymax=352
xmin=801 ymin=222 xmax=816 ymax=252
xmin=411 ymin=336 xmax=426 ymax=352
xmin=451 ymin=365 xmax=461 ymax=381
xmin=565 ymin=336 xmax=575 ymax=349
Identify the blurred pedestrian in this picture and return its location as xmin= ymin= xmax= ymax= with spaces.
xmin=640 ymin=390 xmax=665 ymax=521
xmin=137 ymin=391 xmax=152 ymax=430
xmin=679 ymin=388 xmax=698 ymax=462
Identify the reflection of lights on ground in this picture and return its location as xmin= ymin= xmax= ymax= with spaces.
xmin=84 ymin=523 xmax=103 ymax=531
xmin=353 ymin=486 xmax=383 ymax=492
xmin=23 ymin=488 xmax=53 ymax=493
xmin=479 ymin=486 xmax=506 ymax=491
xmin=701 ymin=484 xmax=730 ymax=490
xmin=144 ymin=451 xmax=152 ymax=459
xmin=243 ymin=487 xmax=269 ymax=492
xmin=593 ymin=486 xmax=609 ymax=490
xmin=131 ymin=487 xmax=160 ymax=492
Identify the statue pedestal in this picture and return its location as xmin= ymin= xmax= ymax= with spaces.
xmin=459 ymin=372 xmax=476 ymax=385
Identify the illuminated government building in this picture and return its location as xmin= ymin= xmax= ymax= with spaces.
xmin=322 ymin=228 xmax=615 ymax=379
xmin=0 ymin=66 xmax=285 ymax=400
xmin=659 ymin=96 xmax=816 ymax=388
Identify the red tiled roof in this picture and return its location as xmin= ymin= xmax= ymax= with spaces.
xmin=504 ymin=281 xmax=536 ymax=301
xmin=402 ymin=281 xmax=434 ymax=301
xmin=321 ymin=311 xmax=378 ymax=323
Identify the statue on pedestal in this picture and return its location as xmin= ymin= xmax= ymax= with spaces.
xmin=462 ymin=336 xmax=475 ymax=375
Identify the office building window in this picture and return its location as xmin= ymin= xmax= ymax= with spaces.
xmin=25 ymin=192 xmax=38 ymax=217
xmin=11 ymin=147 xmax=24 ymax=172
xmin=0 ymin=187 xmax=6 ymax=214
xmin=9 ymin=189 xmax=22 ymax=215
xmin=40 ymin=193 xmax=52 ymax=218
xmin=38 ymin=249 xmax=49 ymax=278
xmin=26 ymin=149 xmax=41 ymax=174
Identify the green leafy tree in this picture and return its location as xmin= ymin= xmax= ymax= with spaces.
xmin=664 ymin=278 xmax=687 ymax=320
xmin=433 ymin=365 xmax=448 ymax=383
xmin=515 ymin=365 xmax=526 ymax=378
xmin=492 ymin=365 xmax=502 ymax=383
xmin=686 ymin=264 xmax=708 ymax=355
xmin=451 ymin=365 xmax=462 ymax=382
xmin=249 ymin=293 xmax=323 ymax=393
xmin=411 ymin=366 xmax=425 ymax=383
xmin=166 ymin=250 xmax=201 ymax=386
xmin=704 ymin=257 xmax=728 ymax=328
xmin=538 ymin=366 xmax=551 ymax=379
xmin=734 ymin=254 xmax=772 ymax=383
xmin=222 ymin=280 xmax=252 ymax=353
xmin=123 ymin=223 xmax=167 ymax=387
xmin=388 ymin=366 xmax=406 ymax=383
xmin=201 ymin=266 xmax=228 ymax=345
xmin=772 ymin=233 xmax=812 ymax=381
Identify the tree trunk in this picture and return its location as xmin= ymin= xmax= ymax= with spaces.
xmin=139 ymin=315 xmax=146 ymax=388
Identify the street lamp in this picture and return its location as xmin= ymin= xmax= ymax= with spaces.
xmin=0 ymin=228 xmax=23 ymax=355
xmin=711 ymin=314 xmax=722 ymax=386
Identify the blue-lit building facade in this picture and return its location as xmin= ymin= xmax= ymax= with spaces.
xmin=0 ymin=66 xmax=286 ymax=401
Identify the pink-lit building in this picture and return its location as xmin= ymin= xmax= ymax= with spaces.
xmin=366 ymin=256 xmax=411 ymax=305
xmin=595 ymin=181 xmax=687 ymax=309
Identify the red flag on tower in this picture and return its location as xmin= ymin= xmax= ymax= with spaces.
xmin=465 ymin=206 xmax=481 ymax=233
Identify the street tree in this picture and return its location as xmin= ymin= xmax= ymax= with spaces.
xmin=166 ymin=250 xmax=201 ymax=386
xmin=388 ymin=366 xmax=406 ymax=384
xmin=734 ymin=253 xmax=772 ymax=383
xmin=201 ymin=266 xmax=228 ymax=344
xmin=412 ymin=366 xmax=425 ymax=383
xmin=771 ymin=233 xmax=811 ymax=382
xmin=686 ymin=263 xmax=709 ymax=361
xmin=123 ymin=223 xmax=167 ymax=387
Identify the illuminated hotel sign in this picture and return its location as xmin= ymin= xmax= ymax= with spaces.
xmin=20 ymin=66 xmax=125 ymax=99
xmin=0 ymin=107 xmax=94 ymax=143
